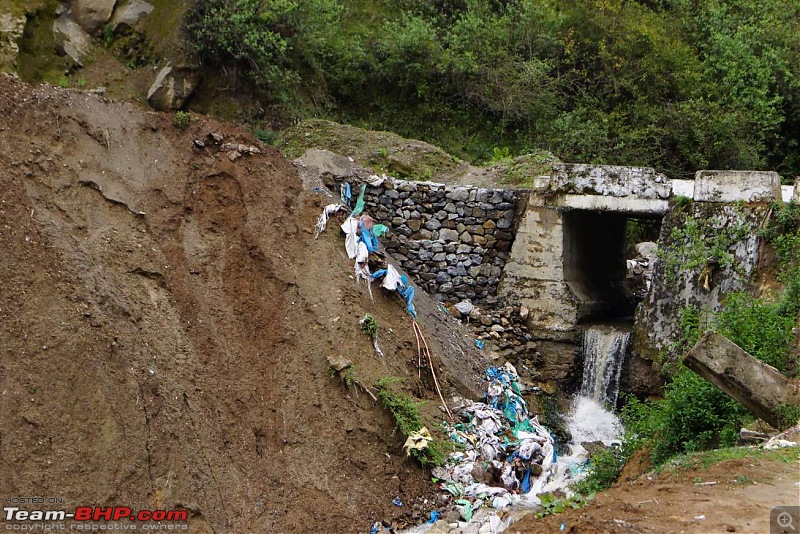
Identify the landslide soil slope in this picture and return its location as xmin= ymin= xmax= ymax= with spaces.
xmin=0 ymin=75 xmax=485 ymax=533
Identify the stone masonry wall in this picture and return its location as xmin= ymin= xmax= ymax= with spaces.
xmin=345 ymin=178 xmax=522 ymax=303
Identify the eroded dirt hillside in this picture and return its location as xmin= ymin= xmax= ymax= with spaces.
xmin=0 ymin=74 xmax=486 ymax=533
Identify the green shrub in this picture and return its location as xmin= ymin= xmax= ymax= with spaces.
xmin=174 ymin=111 xmax=192 ymax=130
xmin=776 ymin=404 xmax=800 ymax=430
xmin=375 ymin=377 xmax=422 ymax=436
xmin=573 ymin=446 xmax=626 ymax=495
xmin=374 ymin=377 xmax=449 ymax=467
xmin=535 ymin=493 xmax=588 ymax=518
xmin=360 ymin=314 xmax=379 ymax=338
xmin=254 ymin=127 xmax=278 ymax=144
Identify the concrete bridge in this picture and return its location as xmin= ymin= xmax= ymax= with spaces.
xmin=499 ymin=164 xmax=787 ymax=333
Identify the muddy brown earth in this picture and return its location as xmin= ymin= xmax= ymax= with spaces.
xmin=513 ymin=451 xmax=800 ymax=533
xmin=0 ymin=74 xmax=487 ymax=533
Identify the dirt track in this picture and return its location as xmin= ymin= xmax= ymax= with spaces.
xmin=0 ymin=74 xmax=486 ymax=533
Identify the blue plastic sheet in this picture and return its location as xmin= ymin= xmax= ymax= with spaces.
xmin=373 ymin=224 xmax=389 ymax=238
xmin=371 ymin=270 xmax=417 ymax=319
xmin=351 ymin=184 xmax=367 ymax=217
xmin=359 ymin=220 xmax=379 ymax=252
xmin=341 ymin=182 xmax=352 ymax=207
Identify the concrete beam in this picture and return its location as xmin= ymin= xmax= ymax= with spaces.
xmin=693 ymin=170 xmax=781 ymax=203
xmin=683 ymin=331 xmax=800 ymax=428
xmin=555 ymin=194 xmax=669 ymax=215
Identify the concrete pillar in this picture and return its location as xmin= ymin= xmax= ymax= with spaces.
xmin=683 ymin=331 xmax=800 ymax=428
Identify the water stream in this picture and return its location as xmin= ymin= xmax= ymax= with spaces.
xmin=579 ymin=324 xmax=632 ymax=407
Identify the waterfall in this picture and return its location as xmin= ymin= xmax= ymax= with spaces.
xmin=580 ymin=325 xmax=631 ymax=407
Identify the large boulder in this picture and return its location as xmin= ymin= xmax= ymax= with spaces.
xmin=53 ymin=11 xmax=94 ymax=66
xmin=0 ymin=13 xmax=26 ymax=72
xmin=146 ymin=65 xmax=198 ymax=111
xmin=71 ymin=0 xmax=117 ymax=35
xmin=109 ymin=0 xmax=154 ymax=31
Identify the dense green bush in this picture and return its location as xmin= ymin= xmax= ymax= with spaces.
xmin=187 ymin=0 xmax=800 ymax=178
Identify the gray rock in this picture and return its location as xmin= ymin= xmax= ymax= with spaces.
xmin=454 ymin=300 xmax=474 ymax=315
xmin=459 ymin=232 xmax=472 ymax=244
xmin=439 ymin=228 xmax=459 ymax=242
xmin=446 ymin=187 xmax=470 ymax=201
xmin=109 ymin=0 xmax=154 ymax=31
xmin=435 ymin=273 xmax=452 ymax=283
xmin=52 ymin=11 xmax=93 ymax=66
xmin=496 ymin=218 xmax=512 ymax=229
xmin=0 ymin=13 xmax=26 ymax=71
xmin=72 ymin=0 xmax=117 ymax=34
xmin=147 ymin=65 xmax=199 ymax=111
xmin=432 ymin=252 xmax=447 ymax=262
xmin=424 ymin=219 xmax=442 ymax=231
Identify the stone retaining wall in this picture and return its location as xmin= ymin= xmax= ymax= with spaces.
xmin=349 ymin=178 xmax=523 ymax=302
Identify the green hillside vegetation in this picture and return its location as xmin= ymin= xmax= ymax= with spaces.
xmin=187 ymin=0 xmax=800 ymax=179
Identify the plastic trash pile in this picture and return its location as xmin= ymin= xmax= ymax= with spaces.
xmin=432 ymin=363 xmax=556 ymax=520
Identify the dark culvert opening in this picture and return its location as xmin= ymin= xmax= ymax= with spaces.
xmin=562 ymin=209 xmax=662 ymax=323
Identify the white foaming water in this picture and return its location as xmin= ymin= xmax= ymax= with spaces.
xmin=525 ymin=395 xmax=623 ymax=501
xmin=580 ymin=325 xmax=631 ymax=407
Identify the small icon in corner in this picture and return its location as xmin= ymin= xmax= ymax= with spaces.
xmin=772 ymin=506 xmax=800 ymax=533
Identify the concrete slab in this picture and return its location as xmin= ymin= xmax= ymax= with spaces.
xmin=693 ymin=170 xmax=781 ymax=202
xmin=556 ymin=194 xmax=669 ymax=215
xmin=782 ymin=185 xmax=794 ymax=203
xmin=550 ymin=164 xmax=671 ymax=200
xmin=795 ymin=177 xmax=800 ymax=203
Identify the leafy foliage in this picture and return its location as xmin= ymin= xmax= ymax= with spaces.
xmin=374 ymin=377 xmax=452 ymax=467
xmin=189 ymin=0 xmax=800 ymax=178
xmin=535 ymin=493 xmax=589 ymax=518
xmin=360 ymin=314 xmax=380 ymax=338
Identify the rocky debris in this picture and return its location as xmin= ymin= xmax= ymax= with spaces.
xmin=343 ymin=176 xmax=519 ymax=303
xmin=53 ymin=9 xmax=94 ymax=66
xmin=71 ymin=0 xmax=118 ymax=35
xmin=625 ymin=241 xmax=657 ymax=300
xmin=221 ymin=142 xmax=261 ymax=161
xmin=109 ymin=0 xmax=154 ymax=31
xmin=0 ymin=13 xmax=26 ymax=72
xmin=147 ymin=65 xmax=198 ymax=111
xmin=460 ymin=299 xmax=541 ymax=377
xmin=737 ymin=428 xmax=770 ymax=445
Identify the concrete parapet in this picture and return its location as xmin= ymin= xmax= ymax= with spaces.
xmin=549 ymin=164 xmax=671 ymax=200
xmin=693 ymin=170 xmax=781 ymax=203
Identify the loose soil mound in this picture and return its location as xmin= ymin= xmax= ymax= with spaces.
xmin=0 ymin=74 xmax=485 ymax=533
